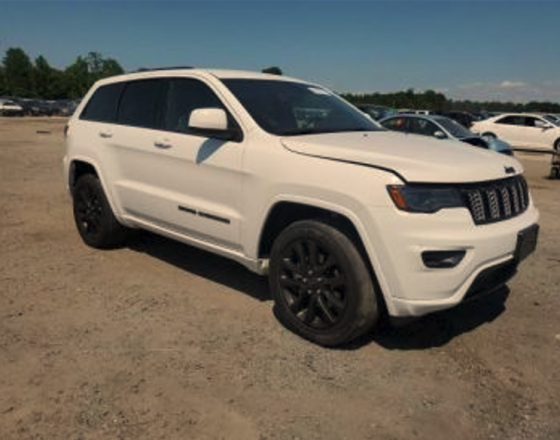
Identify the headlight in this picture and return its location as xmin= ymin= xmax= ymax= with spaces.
xmin=387 ymin=185 xmax=464 ymax=213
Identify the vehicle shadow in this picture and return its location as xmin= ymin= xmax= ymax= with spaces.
xmin=127 ymin=232 xmax=271 ymax=302
xmin=347 ymin=286 xmax=510 ymax=351
xmin=127 ymin=231 xmax=509 ymax=350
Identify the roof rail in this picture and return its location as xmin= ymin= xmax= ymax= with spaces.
xmin=134 ymin=66 xmax=194 ymax=73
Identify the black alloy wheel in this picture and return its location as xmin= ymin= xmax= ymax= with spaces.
xmin=278 ymin=239 xmax=347 ymax=330
xmin=75 ymin=183 xmax=103 ymax=239
xmin=270 ymin=220 xmax=379 ymax=347
xmin=72 ymin=174 xmax=127 ymax=249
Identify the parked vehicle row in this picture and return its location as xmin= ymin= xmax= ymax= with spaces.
xmin=379 ymin=114 xmax=514 ymax=156
xmin=0 ymin=97 xmax=79 ymax=117
xmin=355 ymin=103 xmax=560 ymax=153
xmin=0 ymin=99 xmax=24 ymax=116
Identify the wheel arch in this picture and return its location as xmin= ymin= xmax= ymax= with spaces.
xmin=68 ymin=157 xmax=125 ymax=224
xmin=257 ymin=200 xmax=389 ymax=315
xmin=69 ymin=159 xmax=100 ymax=194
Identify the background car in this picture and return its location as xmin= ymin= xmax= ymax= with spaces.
xmin=356 ymin=104 xmax=397 ymax=121
xmin=542 ymin=114 xmax=560 ymax=126
xmin=14 ymin=99 xmax=57 ymax=116
xmin=435 ymin=110 xmax=477 ymax=128
xmin=471 ymin=113 xmax=560 ymax=152
xmin=379 ymin=114 xmax=514 ymax=155
xmin=0 ymin=99 xmax=24 ymax=116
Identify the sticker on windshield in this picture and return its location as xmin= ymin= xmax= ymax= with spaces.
xmin=308 ymin=87 xmax=331 ymax=96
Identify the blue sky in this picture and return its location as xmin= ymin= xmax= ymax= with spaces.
xmin=1 ymin=0 xmax=559 ymax=102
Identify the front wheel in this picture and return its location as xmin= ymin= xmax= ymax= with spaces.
xmin=481 ymin=132 xmax=497 ymax=142
xmin=72 ymin=174 xmax=128 ymax=249
xmin=554 ymin=139 xmax=560 ymax=151
xmin=269 ymin=220 xmax=379 ymax=347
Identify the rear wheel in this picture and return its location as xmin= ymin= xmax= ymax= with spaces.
xmin=269 ymin=220 xmax=379 ymax=347
xmin=72 ymin=174 xmax=128 ymax=249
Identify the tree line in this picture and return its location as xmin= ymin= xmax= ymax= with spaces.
xmin=0 ymin=48 xmax=124 ymax=100
xmin=342 ymin=89 xmax=560 ymax=114
xmin=1 ymin=47 xmax=559 ymax=113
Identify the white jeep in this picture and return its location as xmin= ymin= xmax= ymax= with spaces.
xmin=63 ymin=69 xmax=539 ymax=346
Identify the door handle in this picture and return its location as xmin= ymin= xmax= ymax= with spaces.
xmin=154 ymin=142 xmax=172 ymax=149
xmin=99 ymin=132 xmax=113 ymax=139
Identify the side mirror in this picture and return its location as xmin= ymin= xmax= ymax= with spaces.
xmin=434 ymin=130 xmax=447 ymax=140
xmin=189 ymin=108 xmax=242 ymax=142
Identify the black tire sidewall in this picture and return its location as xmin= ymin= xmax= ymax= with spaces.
xmin=269 ymin=220 xmax=378 ymax=347
xmin=72 ymin=174 xmax=125 ymax=249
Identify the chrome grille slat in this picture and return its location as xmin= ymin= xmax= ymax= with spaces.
xmin=462 ymin=176 xmax=529 ymax=225
xmin=487 ymin=189 xmax=500 ymax=220
xmin=500 ymin=187 xmax=512 ymax=217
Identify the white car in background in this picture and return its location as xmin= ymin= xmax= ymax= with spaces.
xmin=0 ymin=99 xmax=24 ymax=116
xmin=472 ymin=113 xmax=560 ymax=152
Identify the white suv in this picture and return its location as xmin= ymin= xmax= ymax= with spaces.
xmin=64 ymin=69 xmax=539 ymax=346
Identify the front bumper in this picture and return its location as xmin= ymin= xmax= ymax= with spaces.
xmin=361 ymin=201 xmax=539 ymax=318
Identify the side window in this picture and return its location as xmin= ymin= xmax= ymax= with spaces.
xmin=164 ymin=78 xmax=233 ymax=133
xmin=117 ymin=79 xmax=164 ymax=129
xmin=523 ymin=117 xmax=543 ymax=128
xmin=80 ymin=83 xmax=124 ymax=123
xmin=383 ymin=117 xmax=408 ymax=132
xmin=409 ymin=118 xmax=438 ymax=136
xmin=496 ymin=116 xmax=521 ymax=126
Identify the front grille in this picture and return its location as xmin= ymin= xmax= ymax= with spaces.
xmin=462 ymin=175 xmax=529 ymax=225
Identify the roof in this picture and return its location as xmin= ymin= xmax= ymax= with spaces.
xmin=94 ymin=68 xmax=307 ymax=87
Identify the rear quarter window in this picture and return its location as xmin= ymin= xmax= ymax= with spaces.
xmin=80 ymin=83 xmax=124 ymax=123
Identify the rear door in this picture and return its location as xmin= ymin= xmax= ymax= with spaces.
xmin=108 ymin=78 xmax=169 ymax=221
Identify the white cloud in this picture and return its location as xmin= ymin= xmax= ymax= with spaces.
xmin=449 ymin=80 xmax=560 ymax=103
xmin=499 ymin=80 xmax=527 ymax=88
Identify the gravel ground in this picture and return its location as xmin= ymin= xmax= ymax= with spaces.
xmin=1 ymin=118 xmax=559 ymax=440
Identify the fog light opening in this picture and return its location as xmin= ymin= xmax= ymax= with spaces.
xmin=422 ymin=250 xmax=466 ymax=269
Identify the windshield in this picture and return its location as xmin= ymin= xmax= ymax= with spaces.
xmin=222 ymin=79 xmax=380 ymax=136
xmin=433 ymin=116 xmax=473 ymax=139
xmin=544 ymin=115 xmax=560 ymax=126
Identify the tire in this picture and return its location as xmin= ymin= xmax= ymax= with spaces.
xmin=269 ymin=220 xmax=379 ymax=347
xmin=72 ymin=174 xmax=128 ymax=249
xmin=554 ymin=139 xmax=560 ymax=151
xmin=482 ymin=132 xmax=497 ymax=141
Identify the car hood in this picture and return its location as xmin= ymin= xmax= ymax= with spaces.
xmin=281 ymin=131 xmax=522 ymax=183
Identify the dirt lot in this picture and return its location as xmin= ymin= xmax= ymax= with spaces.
xmin=0 ymin=117 xmax=559 ymax=440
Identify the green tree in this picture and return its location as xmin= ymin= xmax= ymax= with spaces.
xmin=64 ymin=56 xmax=90 ymax=99
xmin=85 ymin=51 xmax=124 ymax=82
xmin=0 ymin=66 xmax=6 ymax=96
xmin=64 ymin=52 xmax=124 ymax=98
xmin=34 ymin=55 xmax=54 ymax=99
xmin=262 ymin=66 xmax=283 ymax=75
xmin=3 ymin=47 xmax=35 ymax=97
